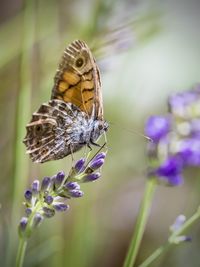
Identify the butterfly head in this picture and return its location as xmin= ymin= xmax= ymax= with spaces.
xmin=90 ymin=120 xmax=109 ymax=143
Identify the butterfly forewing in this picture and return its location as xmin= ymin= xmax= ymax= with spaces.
xmin=51 ymin=40 xmax=102 ymax=118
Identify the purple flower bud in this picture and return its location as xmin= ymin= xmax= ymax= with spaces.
xmin=82 ymin=172 xmax=101 ymax=182
xmin=24 ymin=190 xmax=32 ymax=202
xmin=89 ymin=158 xmax=104 ymax=170
xmin=19 ymin=217 xmax=28 ymax=232
xmin=42 ymin=207 xmax=55 ymax=218
xmin=32 ymin=180 xmax=40 ymax=194
xmin=172 ymin=235 xmax=192 ymax=244
xmin=68 ymin=190 xmax=84 ymax=198
xmin=32 ymin=213 xmax=43 ymax=228
xmin=170 ymin=215 xmax=186 ymax=232
xmin=184 ymin=236 xmax=192 ymax=242
xmin=145 ymin=116 xmax=171 ymax=143
xmin=44 ymin=195 xmax=54 ymax=205
xmin=64 ymin=182 xmax=80 ymax=190
xmin=74 ymin=158 xmax=86 ymax=173
xmin=41 ymin=177 xmax=51 ymax=192
xmin=25 ymin=208 xmax=32 ymax=216
xmin=53 ymin=203 xmax=69 ymax=212
xmin=54 ymin=171 xmax=65 ymax=188
xmin=93 ymin=152 xmax=107 ymax=161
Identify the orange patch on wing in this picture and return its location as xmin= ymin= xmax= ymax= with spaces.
xmin=63 ymin=71 xmax=80 ymax=85
xmin=81 ymin=80 xmax=94 ymax=90
xmin=58 ymin=81 xmax=69 ymax=92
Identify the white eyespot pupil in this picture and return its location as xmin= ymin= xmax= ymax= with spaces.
xmin=75 ymin=58 xmax=84 ymax=67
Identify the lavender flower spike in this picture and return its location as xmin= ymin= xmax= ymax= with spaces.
xmin=18 ymin=150 xmax=107 ymax=240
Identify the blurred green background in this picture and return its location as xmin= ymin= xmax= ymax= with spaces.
xmin=1 ymin=0 xmax=200 ymax=266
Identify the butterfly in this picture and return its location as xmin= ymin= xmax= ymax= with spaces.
xmin=23 ymin=40 xmax=108 ymax=163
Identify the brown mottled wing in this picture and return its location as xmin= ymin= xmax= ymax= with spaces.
xmin=51 ymin=40 xmax=103 ymax=119
xmin=23 ymin=100 xmax=78 ymax=163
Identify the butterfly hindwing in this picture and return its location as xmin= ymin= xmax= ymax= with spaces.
xmin=23 ymin=100 xmax=79 ymax=163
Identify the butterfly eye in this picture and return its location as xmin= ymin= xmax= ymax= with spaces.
xmin=75 ymin=57 xmax=84 ymax=68
xmin=98 ymin=124 xmax=103 ymax=130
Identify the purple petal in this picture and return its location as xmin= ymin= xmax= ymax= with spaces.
xmin=44 ymin=195 xmax=54 ymax=205
xmin=89 ymin=158 xmax=104 ymax=170
xmin=83 ymin=172 xmax=101 ymax=182
xmin=170 ymin=214 xmax=186 ymax=231
xmin=74 ymin=158 xmax=86 ymax=173
xmin=32 ymin=180 xmax=40 ymax=194
xmin=160 ymin=174 xmax=184 ymax=186
xmin=32 ymin=213 xmax=43 ymax=228
xmin=68 ymin=190 xmax=84 ymax=198
xmin=19 ymin=217 xmax=28 ymax=232
xmin=41 ymin=177 xmax=51 ymax=192
xmin=53 ymin=203 xmax=69 ymax=212
xmin=55 ymin=171 xmax=65 ymax=188
xmin=93 ymin=152 xmax=107 ymax=161
xmin=42 ymin=207 xmax=55 ymax=218
xmin=156 ymin=157 xmax=183 ymax=177
xmin=64 ymin=182 xmax=80 ymax=190
xmin=178 ymin=138 xmax=200 ymax=166
xmin=24 ymin=189 xmax=32 ymax=201
xmin=25 ymin=208 xmax=32 ymax=216
xmin=145 ymin=116 xmax=171 ymax=142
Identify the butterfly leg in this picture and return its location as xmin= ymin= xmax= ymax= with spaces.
xmin=90 ymin=140 xmax=101 ymax=147
xmin=87 ymin=143 xmax=93 ymax=151
xmin=69 ymin=144 xmax=75 ymax=163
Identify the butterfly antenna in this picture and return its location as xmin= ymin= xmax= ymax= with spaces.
xmin=108 ymin=122 xmax=153 ymax=142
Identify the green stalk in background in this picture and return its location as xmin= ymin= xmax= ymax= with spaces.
xmin=139 ymin=206 xmax=200 ymax=267
xmin=123 ymin=178 xmax=157 ymax=267
xmin=5 ymin=1 xmax=35 ymax=266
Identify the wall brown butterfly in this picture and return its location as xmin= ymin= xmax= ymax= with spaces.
xmin=23 ymin=40 xmax=108 ymax=163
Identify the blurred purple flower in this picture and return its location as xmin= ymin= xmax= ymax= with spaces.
xmin=155 ymin=157 xmax=183 ymax=186
xmin=146 ymin=84 xmax=200 ymax=186
xmin=145 ymin=115 xmax=171 ymax=143
xmin=178 ymin=138 xmax=200 ymax=166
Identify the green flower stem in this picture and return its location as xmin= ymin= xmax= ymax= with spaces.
xmin=139 ymin=206 xmax=200 ymax=267
xmin=16 ymin=239 xmax=27 ymax=267
xmin=123 ymin=178 xmax=157 ymax=267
